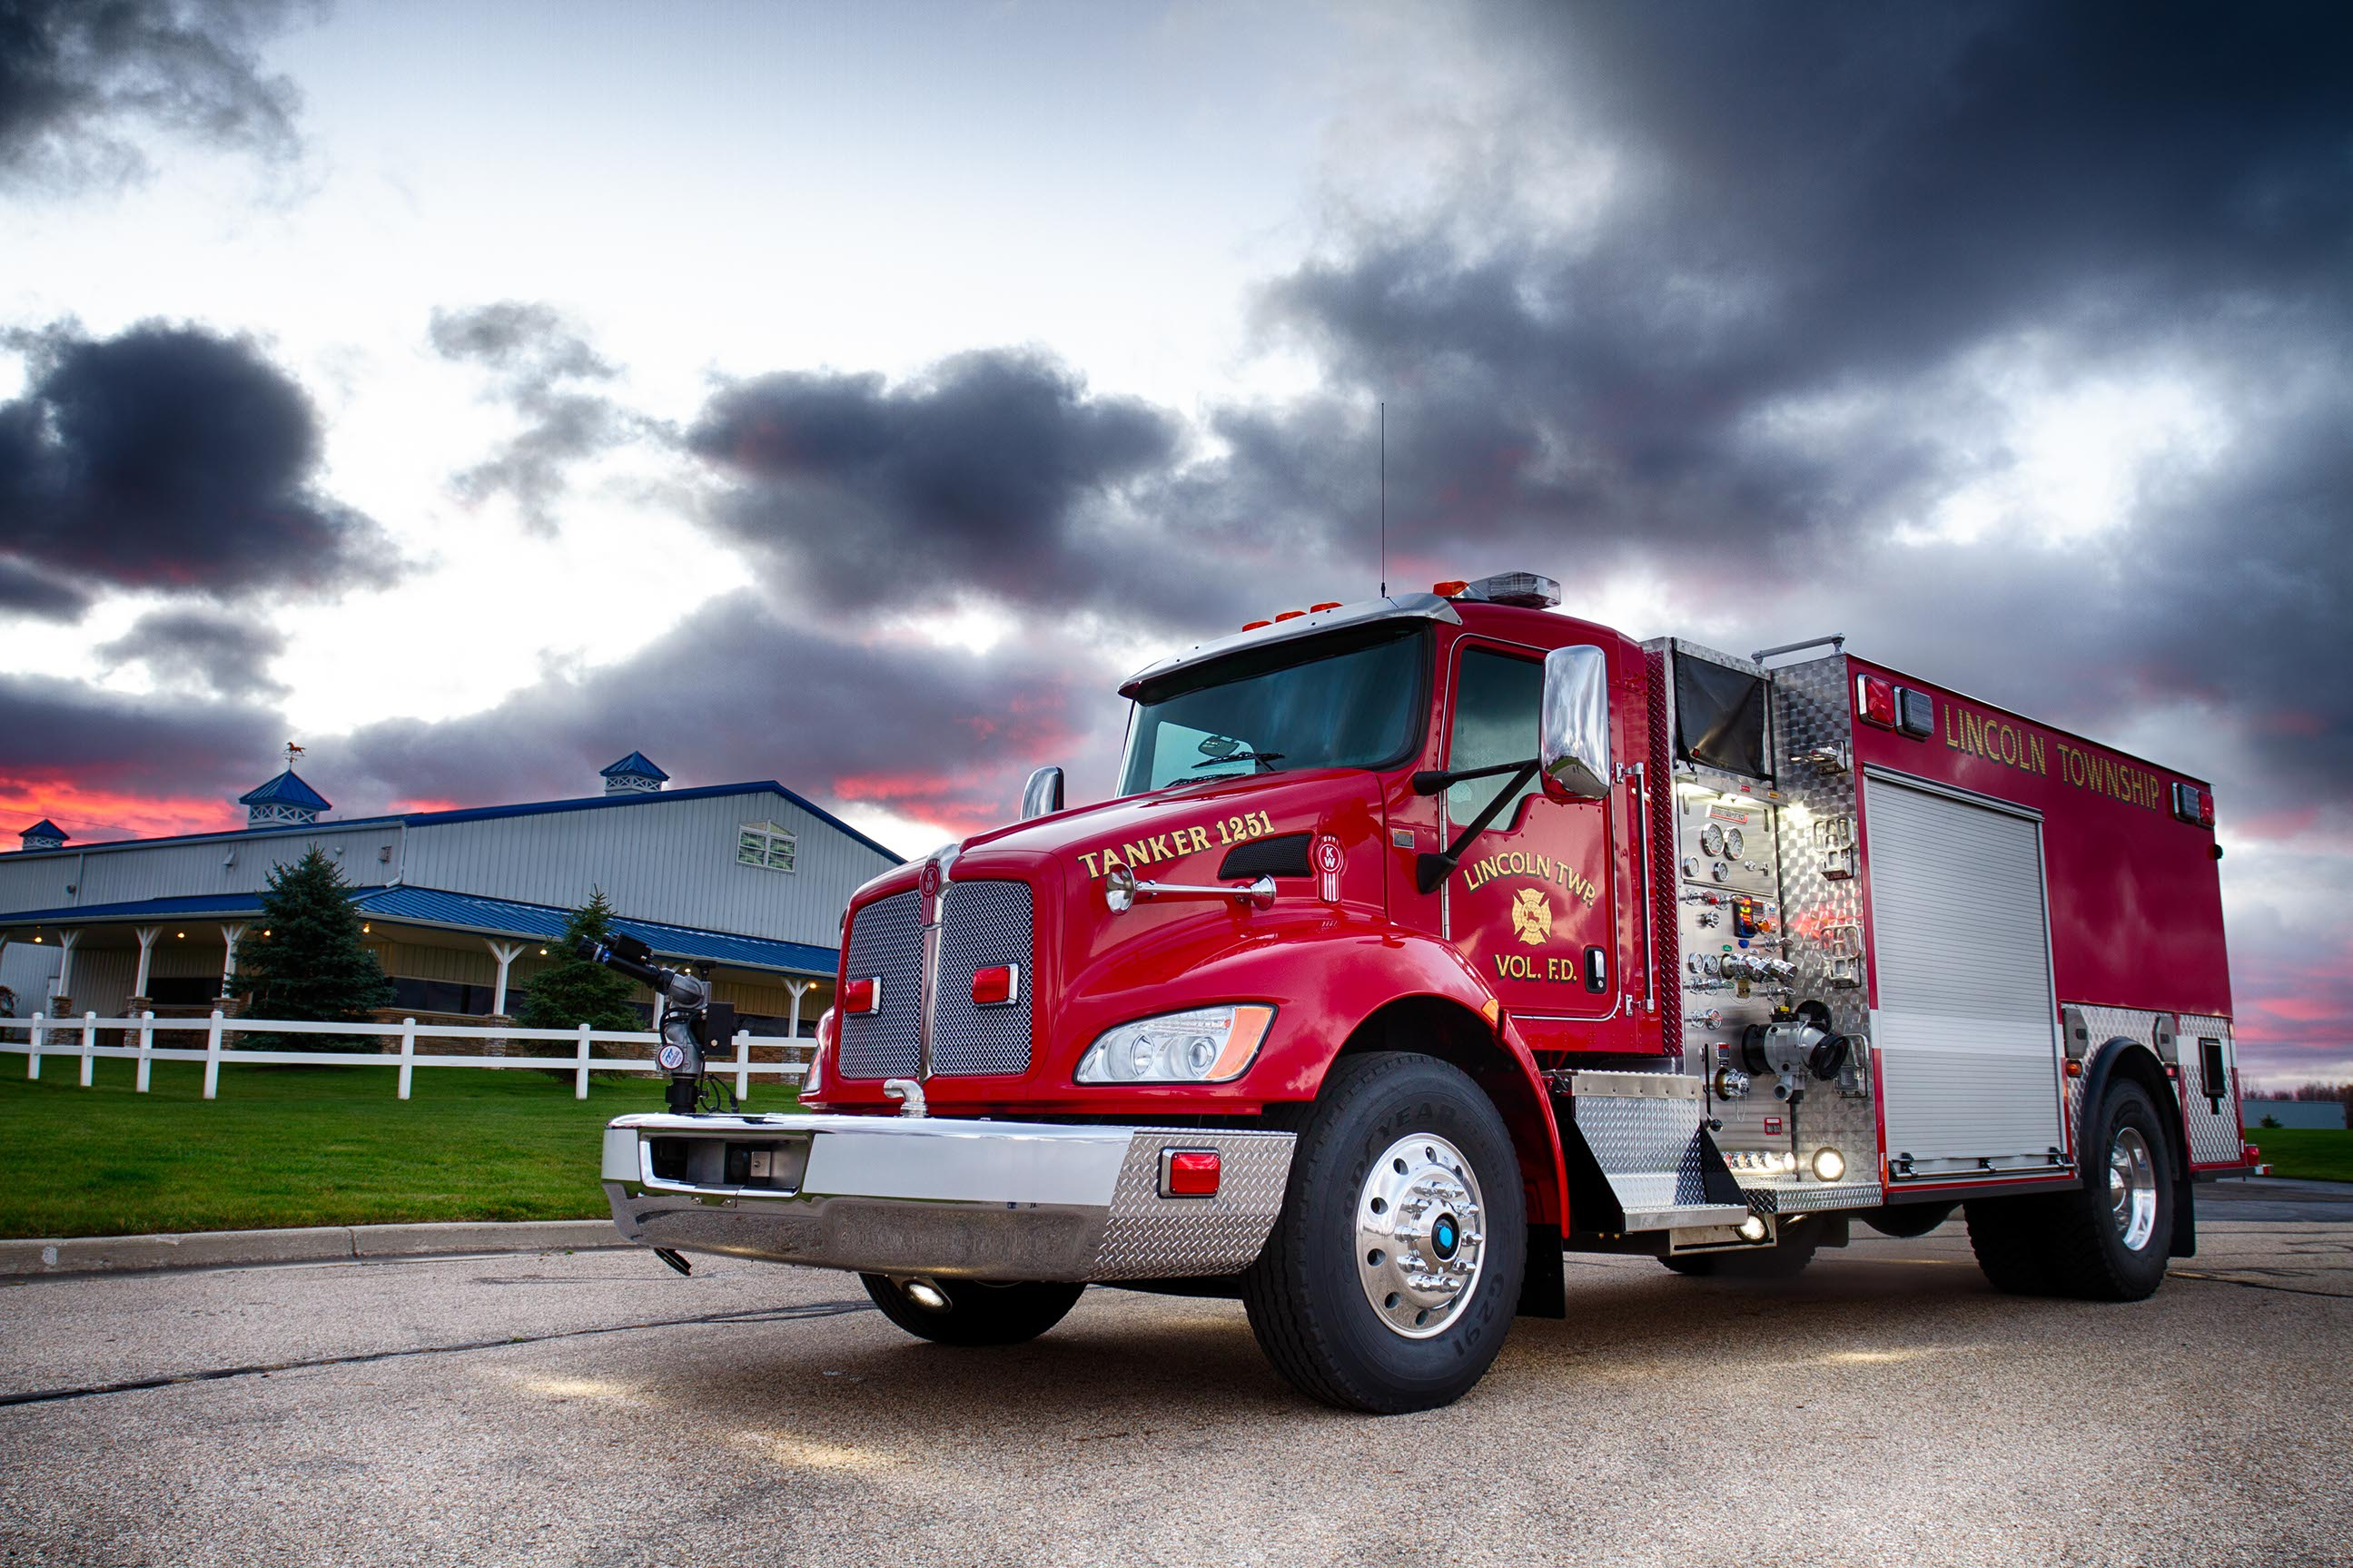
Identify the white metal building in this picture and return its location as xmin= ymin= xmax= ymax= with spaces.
xmin=0 ymin=753 xmax=898 ymax=1037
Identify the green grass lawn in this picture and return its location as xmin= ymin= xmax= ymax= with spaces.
xmin=2246 ymin=1126 xmax=2353 ymax=1183
xmin=0 ymin=1057 xmax=797 ymax=1238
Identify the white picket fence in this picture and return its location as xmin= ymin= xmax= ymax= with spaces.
xmin=0 ymin=1011 xmax=808 ymax=1101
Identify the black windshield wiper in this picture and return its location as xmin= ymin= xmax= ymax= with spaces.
xmin=1193 ymin=750 xmax=1286 ymax=773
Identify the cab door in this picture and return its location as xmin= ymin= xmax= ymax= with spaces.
xmin=1438 ymin=638 xmax=1618 ymax=1021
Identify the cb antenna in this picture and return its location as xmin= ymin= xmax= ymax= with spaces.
xmin=1379 ymin=400 xmax=1387 ymax=598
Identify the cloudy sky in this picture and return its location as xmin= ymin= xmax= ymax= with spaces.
xmin=2 ymin=1 xmax=2347 ymax=1083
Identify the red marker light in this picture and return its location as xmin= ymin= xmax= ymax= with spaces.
xmin=2199 ymin=790 xmax=2214 ymax=828
xmin=970 ymin=964 xmax=1019 ymax=1007
xmin=1274 ymin=609 xmax=1305 ymax=621
xmin=1161 ymin=1149 xmax=1221 ymax=1198
xmin=1310 ymin=601 xmax=1341 ymax=612
xmin=1432 ymin=579 xmax=1469 ymax=597
xmin=842 ymin=976 xmax=881 ymax=1014
xmin=1241 ymin=619 xmax=1272 ymax=631
xmin=1855 ymin=674 xmax=1896 ymax=728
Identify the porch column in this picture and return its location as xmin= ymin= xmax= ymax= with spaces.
xmin=219 ymin=922 xmax=249 ymax=999
xmin=486 ymin=940 xmax=525 ymax=1016
xmin=133 ymin=927 xmax=162 ymax=999
xmin=52 ymin=928 xmax=79 ymax=1006
xmin=787 ymin=980 xmax=810 ymax=1040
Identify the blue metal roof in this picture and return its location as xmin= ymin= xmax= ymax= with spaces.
xmin=599 ymin=751 xmax=670 ymax=781
xmin=350 ymin=887 xmax=836 ymax=977
xmin=0 ymin=884 xmax=835 ymax=978
xmin=0 ymin=891 xmax=292 ymax=924
xmin=21 ymin=819 xmax=65 ymax=839
xmin=237 ymin=769 xmax=332 ymax=810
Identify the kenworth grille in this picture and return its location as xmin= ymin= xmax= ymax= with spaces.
xmin=836 ymin=881 xmax=1035 ymax=1079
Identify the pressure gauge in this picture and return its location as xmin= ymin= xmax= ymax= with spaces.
xmin=1682 ymin=856 xmax=1701 ymax=880
xmin=1700 ymin=823 xmax=1725 ymax=858
xmin=1724 ymin=827 xmax=1745 ymax=858
xmin=1711 ymin=860 xmax=1731 ymax=883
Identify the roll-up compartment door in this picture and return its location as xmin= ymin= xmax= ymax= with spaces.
xmin=1865 ymin=774 xmax=2065 ymax=1174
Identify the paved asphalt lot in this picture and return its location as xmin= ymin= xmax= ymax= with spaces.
xmin=2 ymin=1180 xmax=2347 ymax=1568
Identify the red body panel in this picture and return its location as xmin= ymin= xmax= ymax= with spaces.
xmin=1845 ymin=656 xmax=2230 ymax=1020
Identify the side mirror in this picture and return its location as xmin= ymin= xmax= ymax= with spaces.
xmin=1538 ymin=645 xmax=1611 ymax=801
xmin=1020 ymin=764 xmax=1065 ymax=821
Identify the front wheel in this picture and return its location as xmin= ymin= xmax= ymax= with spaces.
xmin=1241 ymin=1051 xmax=1527 ymax=1414
xmin=859 ymin=1274 xmax=1085 ymax=1346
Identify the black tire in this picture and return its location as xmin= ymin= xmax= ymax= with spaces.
xmin=1862 ymin=1202 xmax=1957 ymax=1239
xmin=1660 ymin=1228 xmax=1819 ymax=1278
xmin=1241 ymin=1051 xmax=1527 ymax=1414
xmin=859 ymin=1274 xmax=1085 ymax=1346
xmin=1966 ymin=1078 xmax=2175 ymax=1301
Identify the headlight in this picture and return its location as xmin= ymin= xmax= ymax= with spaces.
xmin=1076 ymin=1004 xmax=1274 ymax=1084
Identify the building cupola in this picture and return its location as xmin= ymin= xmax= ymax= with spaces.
xmin=238 ymin=743 xmax=331 ymax=829
xmin=18 ymin=819 xmax=66 ymax=853
xmin=599 ymin=751 xmax=669 ymax=796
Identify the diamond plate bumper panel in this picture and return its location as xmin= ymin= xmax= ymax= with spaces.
xmin=601 ymin=1113 xmax=1294 ymax=1283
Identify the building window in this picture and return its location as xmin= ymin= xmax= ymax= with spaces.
xmin=737 ymin=821 xmax=796 ymax=873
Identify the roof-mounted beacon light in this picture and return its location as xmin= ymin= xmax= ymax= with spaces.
xmin=1438 ymin=571 xmax=1561 ymax=609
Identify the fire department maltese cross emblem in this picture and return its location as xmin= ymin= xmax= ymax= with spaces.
xmin=1510 ymin=887 xmax=1552 ymax=947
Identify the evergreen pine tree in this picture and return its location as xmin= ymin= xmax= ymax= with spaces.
xmin=235 ymin=846 xmax=396 ymax=1050
xmin=518 ymin=889 xmax=643 ymax=1037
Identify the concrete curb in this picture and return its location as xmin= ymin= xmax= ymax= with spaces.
xmin=0 ymin=1219 xmax=627 ymax=1278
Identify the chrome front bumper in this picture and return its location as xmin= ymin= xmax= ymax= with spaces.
xmin=601 ymin=1112 xmax=1296 ymax=1283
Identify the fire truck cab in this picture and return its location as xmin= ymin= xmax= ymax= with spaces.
xmin=601 ymin=572 xmax=2248 ymax=1412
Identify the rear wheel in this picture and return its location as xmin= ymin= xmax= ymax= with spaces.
xmin=859 ymin=1274 xmax=1085 ymax=1346
xmin=1241 ymin=1051 xmax=1527 ymax=1414
xmin=1966 ymin=1078 xmax=2175 ymax=1300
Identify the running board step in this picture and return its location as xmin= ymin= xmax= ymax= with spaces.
xmin=1559 ymin=1070 xmax=1751 ymax=1236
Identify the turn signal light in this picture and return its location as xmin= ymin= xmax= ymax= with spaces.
xmin=1161 ymin=1149 xmax=1221 ymax=1198
xmin=970 ymin=964 xmax=1019 ymax=1007
xmin=842 ymin=976 xmax=881 ymax=1014
xmin=1855 ymin=674 xmax=1896 ymax=728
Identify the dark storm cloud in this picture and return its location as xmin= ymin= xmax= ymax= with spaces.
xmin=0 ymin=555 xmax=91 ymax=620
xmin=688 ymin=349 xmax=1189 ymax=616
xmin=1242 ymin=1 xmax=2353 ymax=563
xmin=0 ymin=669 xmax=281 ymax=839
xmin=0 ymin=320 xmax=397 ymax=598
xmin=98 ymin=604 xmax=289 ymax=699
xmin=0 ymin=0 xmax=315 ymax=192
xmin=429 ymin=301 xmax=649 ymax=535
xmin=343 ymin=589 xmax=1129 ymax=838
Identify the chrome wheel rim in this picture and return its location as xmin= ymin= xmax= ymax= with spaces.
xmin=1355 ymin=1132 xmax=1487 ymax=1339
xmin=2109 ymin=1125 xmax=2158 ymax=1251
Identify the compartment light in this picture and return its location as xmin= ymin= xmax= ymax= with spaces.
xmin=1812 ymin=1147 xmax=1847 ymax=1182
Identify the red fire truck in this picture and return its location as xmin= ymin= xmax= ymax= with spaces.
xmin=598 ymin=572 xmax=2250 ymax=1412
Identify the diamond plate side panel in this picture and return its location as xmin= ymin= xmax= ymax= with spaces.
xmin=1771 ymin=655 xmax=1869 ymax=1047
xmin=932 ymin=880 xmax=1034 ymax=1077
xmin=1574 ymin=1085 xmax=1703 ymax=1215
xmin=2177 ymin=1013 xmax=2245 ymax=1166
xmin=1646 ymin=645 xmax=1682 ymax=1058
xmin=1772 ymin=1182 xmax=1885 ymax=1213
xmin=836 ymin=892 xmax=922 ymax=1080
xmin=1092 ymin=1129 xmax=1295 ymax=1278
xmin=2070 ymin=1005 xmax=2162 ymax=1154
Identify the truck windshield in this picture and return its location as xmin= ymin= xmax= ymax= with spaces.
xmin=1118 ymin=626 xmax=1429 ymax=794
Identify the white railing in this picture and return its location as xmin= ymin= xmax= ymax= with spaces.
xmin=0 ymin=1011 xmax=808 ymax=1102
